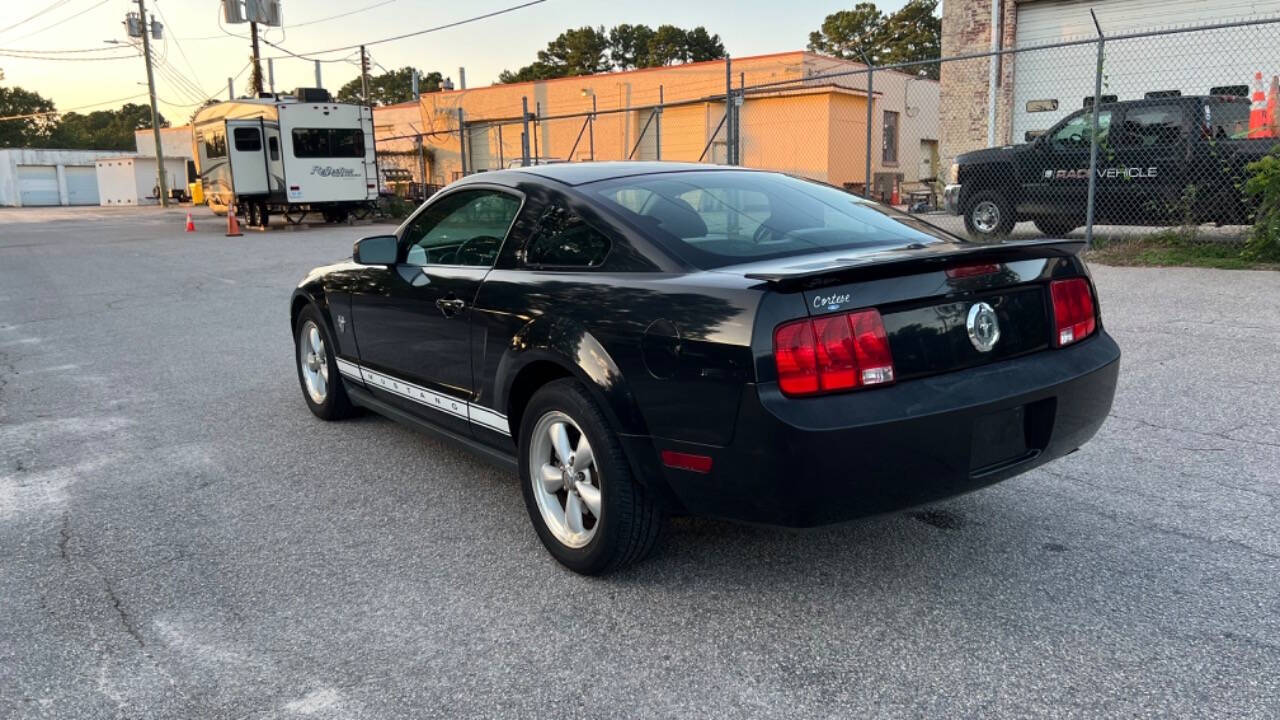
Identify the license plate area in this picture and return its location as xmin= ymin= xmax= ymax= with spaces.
xmin=970 ymin=405 xmax=1028 ymax=473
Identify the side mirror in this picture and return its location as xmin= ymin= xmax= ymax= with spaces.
xmin=353 ymin=234 xmax=398 ymax=265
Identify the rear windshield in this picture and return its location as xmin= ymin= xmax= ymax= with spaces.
xmin=587 ymin=171 xmax=944 ymax=269
xmin=1205 ymin=99 xmax=1251 ymax=139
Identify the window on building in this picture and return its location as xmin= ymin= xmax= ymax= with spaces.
xmin=291 ymin=128 xmax=365 ymax=158
xmin=1026 ymin=99 xmax=1059 ymax=112
xmin=1210 ymin=85 xmax=1249 ymax=98
xmin=1083 ymin=95 xmax=1118 ymax=108
xmin=1144 ymin=90 xmax=1181 ymax=99
xmin=233 ymin=127 xmax=261 ymax=152
xmin=882 ymin=110 xmax=899 ymax=164
xmin=524 ymin=205 xmax=612 ymax=268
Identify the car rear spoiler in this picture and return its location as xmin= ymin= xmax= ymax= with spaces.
xmin=742 ymin=238 xmax=1087 ymax=289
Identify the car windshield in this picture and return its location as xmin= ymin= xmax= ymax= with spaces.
xmin=587 ymin=170 xmax=945 ymax=269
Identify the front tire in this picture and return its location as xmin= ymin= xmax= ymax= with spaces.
xmin=518 ymin=379 xmax=665 ymax=575
xmin=294 ymin=305 xmax=356 ymax=421
xmin=963 ymin=191 xmax=1016 ymax=240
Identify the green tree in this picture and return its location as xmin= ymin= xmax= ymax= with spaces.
xmin=50 ymin=103 xmax=168 ymax=150
xmin=336 ymin=66 xmax=444 ymax=106
xmin=0 ymin=85 xmax=56 ymax=148
xmin=500 ymin=24 xmax=726 ymax=82
xmin=609 ymin=23 xmax=655 ymax=70
xmin=808 ymin=1 xmax=941 ymax=78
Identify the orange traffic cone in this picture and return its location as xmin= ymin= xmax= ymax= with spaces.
xmin=890 ymin=178 xmax=901 ymax=206
xmin=225 ymin=200 xmax=243 ymax=237
xmin=185 ymin=212 xmax=195 ymax=232
xmin=1249 ymin=71 xmax=1268 ymax=138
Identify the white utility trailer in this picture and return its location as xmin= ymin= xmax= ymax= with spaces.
xmin=94 ymin=156 xmax=186 ymax=206
xmin=191 ymin=89 xmax=377 ymax=226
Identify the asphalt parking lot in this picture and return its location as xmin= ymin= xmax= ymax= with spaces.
xmin=2 ymin=206 xmax=1278 ymax=718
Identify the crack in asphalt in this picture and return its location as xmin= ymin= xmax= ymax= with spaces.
xmin=102 ymin=576 xmax=145 ymax=648
xmin=1108 ymin=412 xmax=1280 ymax=449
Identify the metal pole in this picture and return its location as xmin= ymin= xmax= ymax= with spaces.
xmin=737 ymin=73 xmax=744 ymax=166
xmin=533 ymin=102 xmax=540 ymax=164
xmin=725 ymin=56 xmax=733 ymax=164
xmin=228 ymin=77 xmax=234 ymax=99
xmin=136 ymin=0 xmax=167 ymax=207
xmin=655 ymin=85 xmax=663 ymax=161
xmin=250 ymin=21 xmax=263 ymax=95
xmin=987 ymin=0 xmax=1000 ymax=147
xmin=314 ymin=59 xmax=322 ymax=89
xmin=520 ymin=97 xmax=531 ymax=166
xmin=267 ymin=58 xmax=275 ymax=95
xmin=864 ymin=65 xmax=874 ymax=199
xmin=360 ymin=45 xmax=369 ymax=104
xmin=498 ymin=124 xmax=504 ymax=168
xmin=1085 ymin=10 xmax=1105 ymax=248
xmin=590 ymin=94 xmax=596 ymax=161
xmin=458 ymin=67 xmax=466 ymax=90
xmin=457 ymin=107 xmax=466 ymax=176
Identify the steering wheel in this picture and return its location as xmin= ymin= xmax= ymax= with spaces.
xmin=752 ymin=224 xmax=775 ymax=244
xmin=452 ymin=235 xmax=501 ymax=266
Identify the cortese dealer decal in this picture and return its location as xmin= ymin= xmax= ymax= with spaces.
xmin=291 ymin=166 xmax=361 ymax=198
xmin=1044 ymin=167 xmax=1157 ymax=180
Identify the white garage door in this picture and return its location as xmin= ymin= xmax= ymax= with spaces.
xmin=65 ymin=166 xmax=99 ymax=205
xmin=1011 ymin=0 xmax=1274 ymax=142
xmin=17 ymin=165 xmax=59 ymax=206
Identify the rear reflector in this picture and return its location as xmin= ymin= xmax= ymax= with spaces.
xmin=661 ymin=450 xmax=713 ymax=474
xmin=773 ymin=309 xmax=894 ymax=396
xmin=1050 ymin=278 xmax=1097 ymax=347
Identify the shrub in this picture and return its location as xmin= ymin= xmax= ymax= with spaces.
xmin=1242 ymin=146 xmax=1280 ymax=262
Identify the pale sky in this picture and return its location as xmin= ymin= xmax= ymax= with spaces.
xmin=0 ymin=0 xmax=910 ymax=122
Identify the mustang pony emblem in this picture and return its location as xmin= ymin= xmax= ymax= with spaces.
xmin=967 ymin=302 xmax=1000 ymax=352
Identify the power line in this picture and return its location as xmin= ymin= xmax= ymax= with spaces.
xmin=0 ymin=50 xmax=137 ymax=61
xmin=0 ymin=1 xmax=71 ymax=37
xmin=151 ymin=0 xmax=204 ymax=89
xmin=263 ymin=0 xmax=548 ymax=58
xmin=0 ymin=92 xmax=148 ymax=122
xmin=5 ymin=0 xmax=113 ymax=43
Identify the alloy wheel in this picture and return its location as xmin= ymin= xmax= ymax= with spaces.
xmin=528 ymin=410 xmax=601 ymax=549
xmin=972 ymin=200 xmax=1001 ymax=234
xmin=298 ymin=320 xmax=329 ymax=404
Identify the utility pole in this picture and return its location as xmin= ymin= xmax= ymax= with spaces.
xmin=360 ymin=45 xmax=370 ymax=105
xmin=249 ymin=20 xmax=263 ymax=95
xmin=135 ymin=0 xmax=168 ymax=208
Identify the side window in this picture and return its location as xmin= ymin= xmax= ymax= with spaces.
xmin=233 ymin=127 xmax=261 ymax=152
xmin=268 ymin=135 xmax=280 ymax=161
xmin=204 ymin=130 xmax=227 ymax=159
xmin=1051 ymin=110 xmax=1111 ymax=149
xmin=291 ymin=129 xmax=328 ymax=158
xmin=1116 ymin=105 xmax=1185 ymax=146
xmin=402 ymin=190 xmax=521 ymax=267
xmin=525 ymin=205 xmax=611 ymax=268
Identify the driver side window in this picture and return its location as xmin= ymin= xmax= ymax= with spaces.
xmin=402 ymin=189 xmax=521 ymax=267
xmin=1052 ymin=110 xmax=1112 ymax=149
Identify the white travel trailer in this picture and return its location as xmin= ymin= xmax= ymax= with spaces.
xmin=191 ymin=89 xmax=377 ymax=225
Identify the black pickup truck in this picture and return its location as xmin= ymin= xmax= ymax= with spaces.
xmin=944 ymin=96 xmax=1275 ymax=238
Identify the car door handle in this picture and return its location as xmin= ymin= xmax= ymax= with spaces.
xmin=435 ymin=298 xmax=466 ymax=317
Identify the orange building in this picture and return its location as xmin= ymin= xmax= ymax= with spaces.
xmin=374 ymin=51 xmax=939 ymax=198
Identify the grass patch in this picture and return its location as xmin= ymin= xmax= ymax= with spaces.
xmin=1086 ymin=230 xmax=1280 ymax=270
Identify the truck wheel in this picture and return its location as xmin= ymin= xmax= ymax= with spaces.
xmin=1033 ymin=219 xmax=1078 ymax=237
xmin=963 ymin=192 xmax=1015 ymax=240
xmin=519 ymin=379 xmax=665 ymax=575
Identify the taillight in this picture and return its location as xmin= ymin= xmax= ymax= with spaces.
xmin=773 ymin=309 xmax=894 ymax=396
xmin=1050 ymin=278 xmax=1097 ymax=347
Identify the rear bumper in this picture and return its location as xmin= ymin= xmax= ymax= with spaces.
xmin=944 ymin=183 xmax=963 ymax=214
xmin=641 ymin=332 xmax=1120 ymax=527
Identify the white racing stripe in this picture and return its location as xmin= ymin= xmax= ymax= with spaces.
xmin=334 ymin=357 xmax=511 ymax=436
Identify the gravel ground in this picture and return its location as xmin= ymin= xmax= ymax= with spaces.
xmin=1 ymin=206 xmax=1277 ymax=719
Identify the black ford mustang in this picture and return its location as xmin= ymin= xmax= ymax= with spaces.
xmin=290 ymin=162 xmax=1120 ymax=574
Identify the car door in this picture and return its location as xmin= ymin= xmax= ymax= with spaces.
xmin=349 ymin=186 xmax=523 ymax=435
xmin=1108 ymin=102 xmax=1189 ymax=223
xmin=1020 ymin=108 xmax=1114 ymax=221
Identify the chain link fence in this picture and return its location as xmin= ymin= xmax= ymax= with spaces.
xmin=379 ymin=15 xmax=1280 ymax=258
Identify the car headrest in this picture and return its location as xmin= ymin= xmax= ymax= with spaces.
xmin=642 ymin=195 xmax=708 ymax=239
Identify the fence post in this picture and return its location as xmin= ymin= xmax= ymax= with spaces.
xmin=864 ymin=64 xmax=874 ymax=199
xmin=1085 ymin=10 xmax=1104 ymax=248
xmin=520 ymin=96 xmax=531 ymax=167
xmin=736 ymin=73 xmax=744 ymax=165
xmin=590 ymin=94 xmax=596 ymax=161
xmin=655 ymin=85 xmax=663 ymax=161
xmin=457 ymin=107 xmax=466 ymax=176
xmin=533 ymin=102 xmax=541 ymax=163
xmin=725 ymin=56 xmax=734 ymax=164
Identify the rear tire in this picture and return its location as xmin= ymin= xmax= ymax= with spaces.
xmin=1034 ymin=218 xmax=1078 ymax=237
xmin=294 ymin=305 xmax=356 ymax=421
xmin=963 ymin=191 xmax=1016 ymax=240
xmin=518 ymin=379 xmax=665 ymax=575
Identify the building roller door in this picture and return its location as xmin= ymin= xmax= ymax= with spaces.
xmin=64 ymin=166 xmax=99 ymax=205
xmin=17 ymin=165 xmax=59 ymax=206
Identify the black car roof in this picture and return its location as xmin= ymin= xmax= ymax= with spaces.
xmin=459 ymin=161 xmax=758 ymax=187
